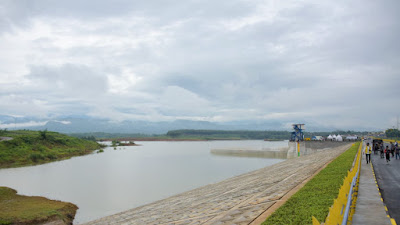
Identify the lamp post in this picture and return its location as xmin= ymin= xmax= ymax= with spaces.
xmin=297 ymin=140 xmax=300 ymax=157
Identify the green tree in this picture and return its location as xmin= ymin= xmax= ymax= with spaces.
xmin=39 ymin=129 xmax=48 ymax=140
xmin=386 ymin=129 xmax=400 ymax=138
xmin=0 ymin=128 xmax=7 ymax=135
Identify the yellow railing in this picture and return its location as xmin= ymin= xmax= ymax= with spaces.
xmin=313 ymin=142 xmax=362 ymax=225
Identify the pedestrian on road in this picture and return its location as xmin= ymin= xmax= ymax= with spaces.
xmin=396 ymin=144 xmax=400 ymax=160
xmin=385 ymin=146 xmax=391 ymax=164
xmin=365 ymin=142 xmax=371 ymax=164
xmin=390 ymin=142 xmax=395 ymax=157
xmin=379 ymin=144 xmax=384 ymax=158
xmin=380 ymin=143 xmax=385 ymax=158
xmin=374 ymin=143 xmax=379 ymax=155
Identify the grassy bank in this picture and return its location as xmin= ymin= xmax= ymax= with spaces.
xmin=0 ymin=130 xmax=101 ymax=168
xmin=0 ymin=187 xmax=77 ymax=225
xmin=262 ymin=142 xmax=359 ymax=225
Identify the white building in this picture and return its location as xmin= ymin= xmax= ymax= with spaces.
xmin=336 ymin=135 xmax=343 ymax=142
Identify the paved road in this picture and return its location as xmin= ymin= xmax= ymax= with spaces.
xmin=371 ymin=150 xmax=400 ymax=223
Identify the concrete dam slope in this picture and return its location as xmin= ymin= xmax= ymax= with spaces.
xmin=210 ymin=146 xmax=289 ymax=159
xmin=84 ymin=143 xmax=352 ymax=225
xmin=211 ymin=141 xmax=350 ymax=159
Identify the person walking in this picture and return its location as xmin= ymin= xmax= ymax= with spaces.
xmin=374 ymin=143 xmax=379 ymax=155
xmin=396 ymin=144 xmax=400 ymax=160
xmin=390 ymin=142 xmax=395 ymax=157
xmin=379 ymin=144 xmax=384 ymax=158
xmin=365 ymin=142 xmax=372 ymax=164
xmin=385 ymin=146 xmax=391 ymax=164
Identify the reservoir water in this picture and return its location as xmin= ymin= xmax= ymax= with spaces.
xmin=0 ymin=140 xmax=287 ymax=223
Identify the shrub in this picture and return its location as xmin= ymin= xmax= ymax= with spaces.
xmin=53 ymin=138 xmax=67 ymax=145
xmin=29 ymin=153 xmax=44 ymax=163
xmin=45 ymin=153 xmax=57 ymax=160
xmin=39 ymin=130 xmax=48 ymax=140
xmin=33 ymin=145 xmax=47 ymax=152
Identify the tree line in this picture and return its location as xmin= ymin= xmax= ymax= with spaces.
xmin=386 ymin=129 xmax=400 ymax=138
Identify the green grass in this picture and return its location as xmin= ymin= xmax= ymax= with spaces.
xmin=0 ymin=130 xmax=101 ymax=168
xmin=0 ymin=187 xmax=78 ymax=225
xmin=262 ymin=142 xmax=360 ymax=225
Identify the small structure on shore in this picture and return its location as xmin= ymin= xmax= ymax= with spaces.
xmin=326 ymin=134 xmax=344 ymax=141
xmin=290 ymin=124 xmax=305 ymax=142
xmin=346 ymin=135 xmax=358 ymax=141
xmin=336 ymin=135 xmax=343 ymax=142
xmin=312 ymin=136 xmax=324 ymax=141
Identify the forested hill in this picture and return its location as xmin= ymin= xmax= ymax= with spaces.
xmin=165 ymin=130 xmax=291 ymax=140
xmin=165 ymin=129 xmax=370 ymax=140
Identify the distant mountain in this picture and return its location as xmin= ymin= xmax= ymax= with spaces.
xmin=0 ymin=115 xmax=292 ymax=134
xmin=0 ymin=115 xmax=369 ymax=134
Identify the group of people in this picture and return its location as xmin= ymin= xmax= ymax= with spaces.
xmin=365 ymin=141 xmax=399 ymax=164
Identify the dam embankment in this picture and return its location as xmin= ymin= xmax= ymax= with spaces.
xmin=210 ymin=146 xmax=288 ymax=159
xmin=211 ymin=141 xmax=351 ymax=159
xmin=84 ymin=143 xmax=352 ymax=225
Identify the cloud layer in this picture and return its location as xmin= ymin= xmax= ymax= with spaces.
xmin=1 ymin=0 xmax=400 ymax=130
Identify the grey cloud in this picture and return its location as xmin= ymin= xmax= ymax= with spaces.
xmin=0 ymin=0 xmax=34 ymax=32
xmin=1 ymin=0 xmax=400 ymax=130
xmin=26 ymin=64 xmax=108 ymax=98
xmin=2 ymin=0 xmax=254 ymax=29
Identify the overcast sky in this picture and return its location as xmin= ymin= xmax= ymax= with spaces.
xmin=1 ymin=0 xmax=399 ymax=130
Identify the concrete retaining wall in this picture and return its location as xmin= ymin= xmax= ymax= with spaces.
xmin=211 ymin=147 xmax=289 ymax=159
xmin=212 ymin=141 xmax=352 ymax=159
xmin=287 ymin=141 xmax=351 ymax=158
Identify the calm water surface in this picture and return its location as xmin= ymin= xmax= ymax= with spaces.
xmin=0 ymin=140 xmax=287 ymax=223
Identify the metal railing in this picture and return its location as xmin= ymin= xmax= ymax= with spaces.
xmin=341 ymin=144 xmax=362 ymax=225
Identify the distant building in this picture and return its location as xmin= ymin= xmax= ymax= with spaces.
xmin=336 ymin=135 xmax=343 ymax=142
xmin=346 ymin=135 xmax=358 ymax=141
